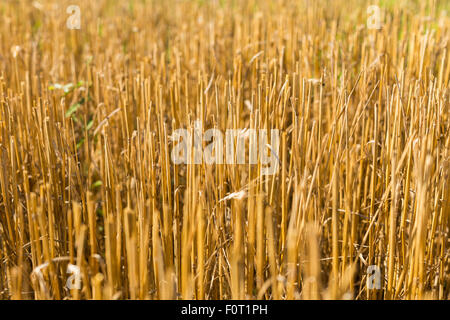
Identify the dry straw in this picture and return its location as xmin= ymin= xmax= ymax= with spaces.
xmin=0 ymin=0 xmax=448 ymax=300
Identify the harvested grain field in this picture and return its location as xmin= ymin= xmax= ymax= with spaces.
xmin=0 ymin=0 xmax=449 ymax=300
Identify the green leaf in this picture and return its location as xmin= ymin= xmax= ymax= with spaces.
xmin=76 ymin=138 xmax=85 ymax=149
xmin=65 ymin=97 xmax=85 ymax=118
xmin=65 ymin=103 xmax=81 ymax=118
xmin=85 ymin=119 xmax=94 ymax=131
xmin=92 ymin=180 xmax=102 ymax=188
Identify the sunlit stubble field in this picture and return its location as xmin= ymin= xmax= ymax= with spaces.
xmin=0 ymin=0 xmax=449 ymax=300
